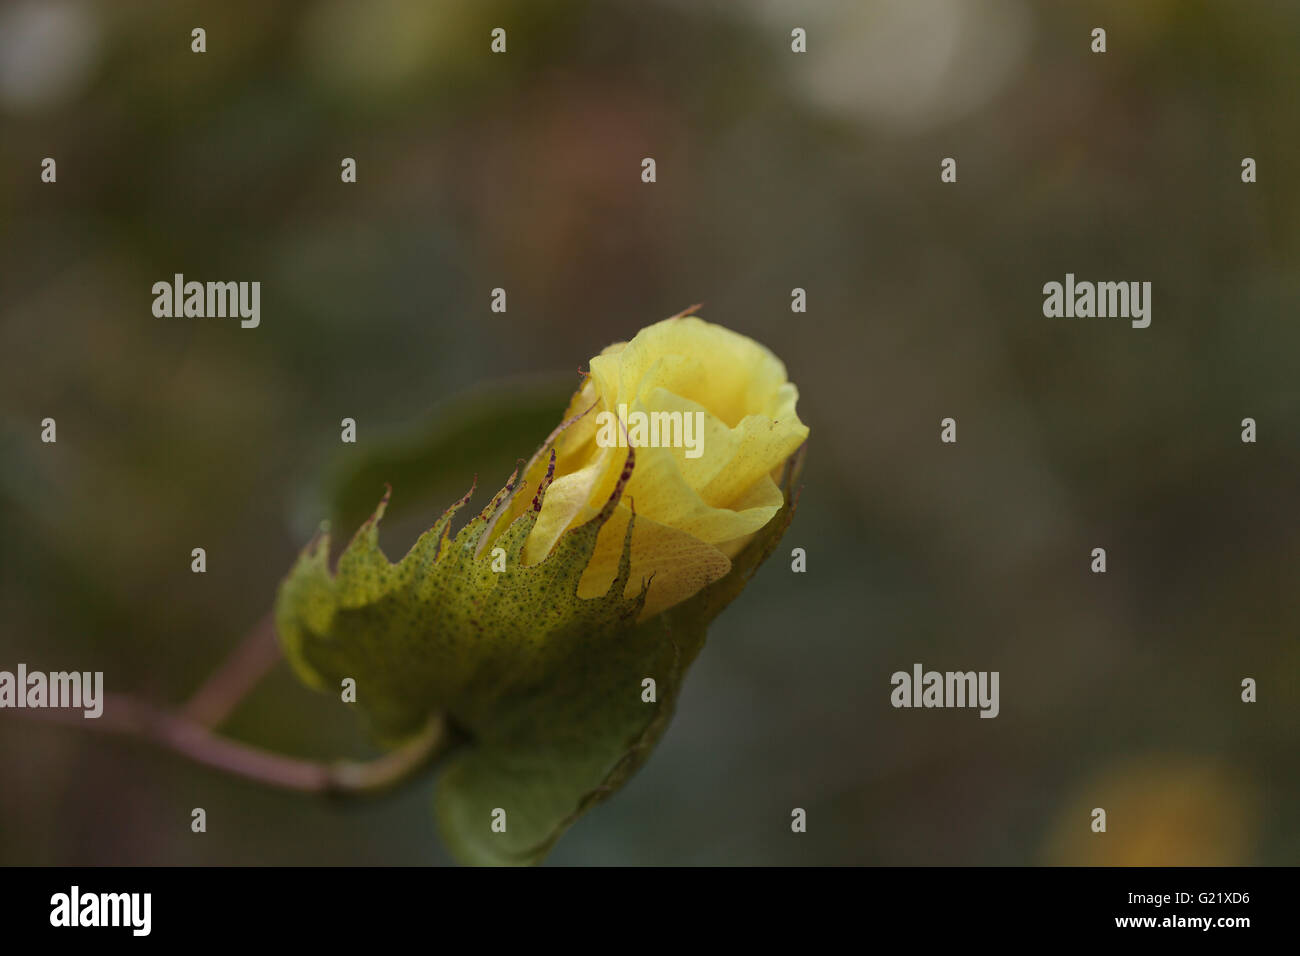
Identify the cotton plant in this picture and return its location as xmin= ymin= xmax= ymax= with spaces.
xmin=29 ymin=313 xmax=808 ymax=866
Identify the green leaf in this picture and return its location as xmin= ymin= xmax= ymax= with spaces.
xmin=275 ymin=434 xmax=805 ymax=865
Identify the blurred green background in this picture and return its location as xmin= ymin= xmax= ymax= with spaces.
xmin=1 ymin=0 xmax=1297 ymax=865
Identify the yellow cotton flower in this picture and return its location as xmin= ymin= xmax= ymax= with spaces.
xmin=277 ymin=312 xmax=809 ymax=862
xmin=502 ymin=314 xmax=809 ymax=619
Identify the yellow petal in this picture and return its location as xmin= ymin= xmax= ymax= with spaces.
xmin=509 ymin=314 xmax=808 ymax=619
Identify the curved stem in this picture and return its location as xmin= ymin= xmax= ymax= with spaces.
xmin=27 ymin=695 xmax=450 ymax=797
xmin=183 ymin=612 xmax=283 ymax=729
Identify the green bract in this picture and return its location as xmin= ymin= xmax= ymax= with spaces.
xmin=275 ymin=441 xmax=804 ymax=865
